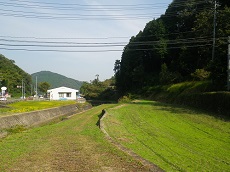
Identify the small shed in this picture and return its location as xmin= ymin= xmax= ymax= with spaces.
xmin=47 ymin=86 xmax=79 ymax=100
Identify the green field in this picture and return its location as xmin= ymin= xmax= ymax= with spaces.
xmin=0 ymin=100 xmax=76 ymax=116
xmin=104 ymin=100 xmax=230 ymax=171
xmin=0 ymin=104 xmax=149 ymax=172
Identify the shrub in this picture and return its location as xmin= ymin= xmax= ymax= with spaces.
xmin=118 ymin=95 xmax=132 ymax=103
xmin=191 ymin=69 xmax=210 ymax=81
xmin=6 ymin=125 xmax=27 ymax=134
xmin=159 ymin=63 xmax=182 ymax=84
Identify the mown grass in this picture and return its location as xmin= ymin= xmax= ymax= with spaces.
xmin=0 ymin=104 xmax=148 ymax=172
xmin=104 ymin=100 xmax=230 ymax=171
xmin=0 ymin=100 xmax=76 ymax=116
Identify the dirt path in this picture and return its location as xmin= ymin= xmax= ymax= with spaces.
xmin=2 ymin=105 xmax=150 ymax=172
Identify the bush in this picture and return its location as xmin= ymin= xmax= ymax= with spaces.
xmin=191 ymin=69 xmax=210 ymax=81
xmin=159 ymin=63 xmax=182 ymax=84
xmin=6 ymin=125 xmax=27 ymax=134
xmin=118 ymin=95 xmax=132 ymax=103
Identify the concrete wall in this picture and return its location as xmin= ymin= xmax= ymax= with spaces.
xmin=0 ymin=104 xmax=92 ymax=130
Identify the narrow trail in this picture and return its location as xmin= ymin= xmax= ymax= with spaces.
xmin=1 ymin=105 xmax=150 ymax=172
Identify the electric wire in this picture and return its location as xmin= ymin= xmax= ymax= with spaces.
xmin=0 ymin=29 xmax=210 ymax=40
xmin=0 ymin=37 xmax=226 ymax=53
xmin=0 ymin=43 xmax=214 ymax=53
xmin=0 ymin=0 xmax=225 ymax=53
xmin=0 ymin=36 xmax=226 ymax=45
xmin=3 ymin=0 xmax=208 ymax=10
xmin=0 ymin=0 xmax=216 ymax=20
xmin=0 ymin=6 xmax=214 ymax=20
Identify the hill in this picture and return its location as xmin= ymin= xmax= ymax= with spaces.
xmin=0 ymin=54 xmax=31 ymax=97
xmin=31 ymin=71 xmax=82 ymax=90
xmin=115 ymin=0 xmax=229 ymax=93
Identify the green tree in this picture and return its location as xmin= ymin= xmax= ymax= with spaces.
xmin=115 ymin=0 xmax=230 ymax=94
xmin=38 ymin=82 xmax=50 ymax=96
xmin=80 ymin=77 xmax=116 ymax=100
xmin=0 ymin=54 xmax=32 ymax=97
xmin=193 ymin=5 xmax=230 ymax=88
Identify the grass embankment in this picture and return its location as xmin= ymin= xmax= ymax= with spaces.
xmin=104 ymin=100 xmax=230 ymax=171
xmin=0 ymin=100 xmax=76 ymax=116
xmin=144 ymin=81 xmax=230 ymax=118
xmin=0 ymin=104 xmax=149 ymax=172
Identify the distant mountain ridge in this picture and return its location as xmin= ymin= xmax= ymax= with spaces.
xmin=31 ymin=71 xmax=83 ymax=90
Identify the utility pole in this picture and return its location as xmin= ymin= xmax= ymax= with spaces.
xmin=31 ymin=84 xmax=33 ymax=96
xmin=35 ymin=76 xmax=38 ymax=98
xmin=212 ymin=0 xmax=217 ymax=61
xmin=228 ymin=36 xmax=230 ymax=91
xmin=24 ymin=81 xmax=26 ymax=98
xmin=21 ymin=79 xmax=23 ymax=99
xmin=0 ymin=73 xmax=2 ymax=88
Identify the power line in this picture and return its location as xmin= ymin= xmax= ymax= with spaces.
xmin=0 ymin=12 xmax=157 ymax=20
xmin=0 ymin=35 xmax=130 ymax=40
xmin=7 ymin=0 xmax=169 ymax=8
xmin=0 ymin=47 xmax=123 ymax=52
xmin=0 ymin=43 xmax=126 ymax=47
xmin=4 ymin=0 xmax=207 ymax=9
xmin=0 ymin=1 xmax=168 ymax=11
xmin=0 ymin=7 xmax=216 ymax=21
xmin=0 ymin=6 xmax=214 ymax=20
xmin=0 ymin=43 xmax=215 ymax=53
xmin=0 ymin=30 xmax=208 ymax=40
xmin=0 ymin=36 xmax=226 ymax=45
xmin=0 ymin=8 xmax=160 ymax=17
xmin=0 ymin=0 xmax=211 ymax=14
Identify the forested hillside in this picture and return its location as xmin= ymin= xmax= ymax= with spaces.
xmin=115 ymin=0 xmax=230 ymax=93
xmin=0 ymin=54 xmax=31 ymax=97
xmin=32 ymin=71 xmax=83 ymax=90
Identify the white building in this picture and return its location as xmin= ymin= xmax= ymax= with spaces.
xmin=47 ymin=86 xmax=79 ymax=100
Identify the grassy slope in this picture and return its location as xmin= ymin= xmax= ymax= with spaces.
xmin=0 ymin=104 xmax=149 ymax=172
xmin=104 ymin=100 xmax=230 ymax=171
xmin=0 ymin=100 xmax=76 ymax=116
xmin=144 ymin=81 xmax=230 ymax=118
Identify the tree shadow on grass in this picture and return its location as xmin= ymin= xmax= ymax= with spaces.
xmin=132 ymin=100 xmax=230 ymax=121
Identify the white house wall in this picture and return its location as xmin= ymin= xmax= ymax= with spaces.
xmin=47 ymin=87 xmax=79 ymax=100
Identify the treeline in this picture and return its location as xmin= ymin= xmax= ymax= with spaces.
xmin=114 ymin=0 xmax=230 ymax=94
xmin=0 ymin=54 xmax=32 ymax=97
xmin=80 ymin=77 xmax=117 ymax=101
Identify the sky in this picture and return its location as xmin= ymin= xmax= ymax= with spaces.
xmin=0 ymin=0 xmax=172 ymax=82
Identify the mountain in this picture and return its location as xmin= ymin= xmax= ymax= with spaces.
xmin=0 ymin=54 xmax=32 ymax=97
xmin=31 ymin=71 xmax=83 ymax=90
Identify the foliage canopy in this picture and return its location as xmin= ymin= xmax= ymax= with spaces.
xmin=114 ymin=0 xmax=230 ymax=94
xmin=0 ymin=54 xmax=32 ymax=97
